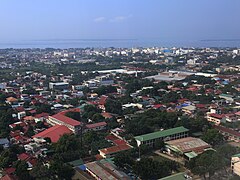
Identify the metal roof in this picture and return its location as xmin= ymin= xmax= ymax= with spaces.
xmin=134 ymin=126 xmax=189 ymax=142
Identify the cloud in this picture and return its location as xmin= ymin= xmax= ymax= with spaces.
xmin=94 ymin=17 xmax=106 ymax=23
xmin=110 ymin=15 xmax=133 ymax=23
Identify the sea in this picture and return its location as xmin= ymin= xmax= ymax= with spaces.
xmin=0 ymin=39 xmax=240 ymax=49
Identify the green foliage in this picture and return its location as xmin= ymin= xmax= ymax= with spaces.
xmin=0 ymin=149 xmax=18 ymax=168
xmin=50 ymin=160 xmax=75 ymax=180
xmin=15 ymin=160 xmax=31 ymax=180
xmin=65 ymin=111 xmax=81 ymax=121
xmin=0 ymin=108 xmax=15 ymax=137
xmin=35 ymin=103 xmax=52 ymax=114
xmin=92 ymin=113 xmax=105 ymax=122
xmin=125 ymin=110 xmax=178 ymax=136
xmin=202 ymin=129 xmax=224 ymax=146
xmin=188 ymin=150 xmax=225 ymax=179
xmin=82 ymin=105 xmax=101 ymax=121
xmin=133 ymin=158 xmax=174 ymax=180
xmin=175 ymin=116 xmax=211 ymax=134
xmin=105 ymin=98 xmax=122 ymax=115
xmin=94 ymin=85 xmax=117 ymax=96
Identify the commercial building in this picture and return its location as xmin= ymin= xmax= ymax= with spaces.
xmin=134 ymin=126 xmax=189 ymax=147
xmin=49 ymin=82 xmax=69 ymax=90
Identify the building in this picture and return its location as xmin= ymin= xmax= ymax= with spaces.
xmin=32 ymin=125 xmax=72 ymax=143
xmin=214 ymin=125 xmax=240 ymax=142
xmin=165 ymin=137 xmax=212 ymax=160
xmin=219 ymin=94 xmax=234 ymax=103
xmin=99 ymin=144 xmax=132 ymax=158
xmin=84 ymin=122 xmax=107 ymax=132
xmin=47 ymin=110 xmax=82 ymax=134
xmin=85 ymin=159 xmax=130 ymax=180
xmin=207 ymin=113 xmax=226 ymax=125
xmin=49 ymin=82 xmax=69 ymax=90
xmin=134 ymin=126 xmax=189 ymax=147
xmin=231 ymin=153 xmax=240 ymax=176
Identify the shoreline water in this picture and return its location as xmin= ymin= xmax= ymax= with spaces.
xmin=0 ymin=39 xmax=240 ymax=49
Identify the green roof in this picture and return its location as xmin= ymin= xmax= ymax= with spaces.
xmin=232 ymin=153 xmax=240 ymax=158
xmin=219 ymin=94 xmax=233 ymax=98
xmin=184 ymin=151 xmax=198 ymax=159
xmin=68 ymin=159 xmax=84 ymax=167
xmin=134 ymin=126 xmax=189 ymax=142
xmin=160 ymin=172 xmax=186 ymax=180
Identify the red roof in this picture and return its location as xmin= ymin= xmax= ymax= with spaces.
xmin=209 ymin=113 xmax=225 ymax=119
xmin=105 ymin=134 xmax=119 ymax=141
xmin=214 ymin=125 xmax=240 ymax=137
xmin=99 ymin=144 xmax=131 ymax=155
xmin=113 ymin=139 xmax=127 ymax=146
xmin=51 ymin=114 xmax=81 ymax=126
xmin=86 ymin=122 xmax=107 ymax=129
xmin=18 ymin=153 xmax=31 ymax=161
xmin=196 ymin=104 xmax=206 ymax=108
xmin=153 ymin=104 xmax=163 ymax=109
xmin=101 ymin=112 xmax=113 ymax=119
xmin=99 ymin=95 xmax=108 ymax=105
xmin=1 ymin=175 xmax=18 ymax=180
xmin=4 ymin=167 xmax=16 ymax=175
xmin=33 ymin=125 xmax=72 ymax=143
xmin=14 ymin=106 xmax=25 ymax=112
xmin=34 ymin=112 xmax=49 ymax=118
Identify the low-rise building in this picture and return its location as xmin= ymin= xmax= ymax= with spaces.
xmin=134 ymin=126 xmax=189 ymax=147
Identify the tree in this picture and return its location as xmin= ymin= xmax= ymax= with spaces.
xmin=133 ymin=158 xmax=172 ymax=179
xmin=202 ymin=129 xmax=224 ymax=146
xmin=30 ymin=163 xmax=53 ymax=180
xmin=65 ymin=111 xmax=81 ymax=121
xmin=92 ymin=113 xmax=104 ymax=122
xmin=105 ymin=99 xmax=122 ymax=115
xmin=114 ymin=151 xmax=134 ymax=169
xmin=188 ymin=150 xmax=225 ymax=179
xmin=0 ymin=149 xmax=18 ymax=168
xmin=15 ymin=160 xmax=31 ymax=180
xmin=50 ymin=160 xmax=75 ymax=180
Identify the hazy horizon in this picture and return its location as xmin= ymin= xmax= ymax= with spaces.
xmin=1 ymin=0 xmax=240 ymax=46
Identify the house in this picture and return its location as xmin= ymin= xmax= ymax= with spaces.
xmin=33 ymin=125 xmax=72 ymax=143
xmin=6 ymin=97 xmax=18 ymax=105
xmin=181 ymin=105 xmax=196 ymax=115
xmin=85 ymin=122 xmax=107 ymax=132
xmin=219 ymin=94 xmax=234 ymax=103
xmin=207 ymin=113 xmax=225 ymax=125
xmin=98 ymin=144 xmax=132 ymax=158
xmin=165 ymin=137 xmax=212 ymax=160
xmin=0 ymin=138 xmax=10 ymax=148
xmin=134 ymin=126 xmax=189 ymax=147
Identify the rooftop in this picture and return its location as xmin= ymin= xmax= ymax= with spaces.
xmin=135 ymin=126 xmax=189 ymax=142
xmin=33 ymin=125 xmax=72 ymax=143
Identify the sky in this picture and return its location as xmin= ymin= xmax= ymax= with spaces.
xmin=0 ymin=0 xmax=240 ymax=42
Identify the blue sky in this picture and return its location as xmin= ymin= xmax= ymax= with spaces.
xmin=0 ymin=0 xmax=240 ymax=41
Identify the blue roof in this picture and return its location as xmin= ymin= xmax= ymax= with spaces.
xmin=0 ymin=138 xmax=9 ymax=145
